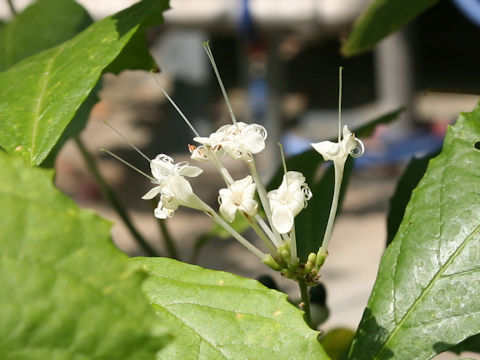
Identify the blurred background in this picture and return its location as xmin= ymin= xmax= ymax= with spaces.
xmin=2 ymin=0 xmax=479 ymax=352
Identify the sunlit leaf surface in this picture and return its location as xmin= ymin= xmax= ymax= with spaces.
xmin=350 ymin=103 xmax=480 ymax=359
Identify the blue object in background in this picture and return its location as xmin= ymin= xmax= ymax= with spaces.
xmin=452 ymin=0 xmax=480 ymax=26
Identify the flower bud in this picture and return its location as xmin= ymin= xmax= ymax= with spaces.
xmin=262 ymin=255 xmax=282 ymax=271
xmin=316 ymin=248 xmax=328 ymax=269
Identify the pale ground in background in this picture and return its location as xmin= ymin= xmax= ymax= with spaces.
xmin=54 ymin=72 xmax=476 ymax=360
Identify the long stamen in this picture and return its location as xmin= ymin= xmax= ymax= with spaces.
xmin=150 ymin=72 xmax=201 ymax=137
xmin=101 ymin=148 xmax=155 ymax=181
xmin=103 ymin=121 xmax=151 ymax=162
xmin=338 ymin=66 xmax=343 ymax=142
xmin=278 ymin=142 xmax=288 ymax=176
xmin=203 ymin=41 xmax=238 ymax=125
xmin=204 ymin=147 xmax=234 ymax=185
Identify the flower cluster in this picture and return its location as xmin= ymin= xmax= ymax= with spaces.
xmin=192 ymin=122 xmax=267 ymax=161
xmin=108 ymin=44 xmax=364 ymax=287
xmin=141 ymin=154 xmax=207 ymax=219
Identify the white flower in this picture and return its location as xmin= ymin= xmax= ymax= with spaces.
xmin=193 ymin=122 xmax=267 ymax=161
xmin=311 ymin=125 xmax=363 ymax=164
xmin=218 ymin=175 xmax=258 ymax=222
xmin=267 ymin=171 xmax=312 ymax=234
xmin=142 ymin=154 xmax=205 ymax=219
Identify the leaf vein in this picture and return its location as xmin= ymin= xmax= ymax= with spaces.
xmin=30 ymin=44 xmax=65 ymax=165
xmin=375 ymin=223 xmax=480 ymax=359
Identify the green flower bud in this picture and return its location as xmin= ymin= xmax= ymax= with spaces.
xmin=262 ymin=254 xmax=282 ymax=271
xmin=316 ymin=248 xmax=328 ymax=269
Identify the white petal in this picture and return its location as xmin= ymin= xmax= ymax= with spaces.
xmin=240 ymin=199 xmax=258 ymax=217
xmin=241 ymin=130 xmax=265 ymax=154
xmin=272 ymin=205 xmax=294 ymax=234
xmin=284 ymin=171 xmax=305 ymax=186
xmin=150 ymin=155 xmax=174 ymax=179
xmin=243 ymin=182 xmax=257 ymax=200
xmin=169 ymin=176 xmax=207 ymax=211
xmin=287 ymin=184 xmax=307 ymax=216
xmin=193 ymin=136 xmax=211 ymax=145
xmin=154 ymin=201 xmax=172 ymax=219
xmin=311 ymin=141 xmax=340 ymax=161
xmin=142 ymin=186 xmax=162 ymax=200
xmin=341 ymin=126 xmax=357 ymax=154
xmin=219 ymin=199 xmax=237 ymax=222
xmin=267 ymin=188 xmax=281 ymax=208
xmin=218 ymin=187 xmax=232 ymax=199
xmin=154 ymin=207 xmax=169 ymax=219
xmin=210 ymin=132 xmax=226 ymax=148
xmin=179 ymin=165 xmax=203 ymax=177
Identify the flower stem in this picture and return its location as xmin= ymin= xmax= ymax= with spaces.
xmin=298 ymin=277 xmax=312 ymax=328
xmin=320 ymin=161 xmax=343 ymax=251
xmin=290 ymin=225 xmax=298 ymax=262
xmin=245 ymin=215 xmax=279 ymax=258
xmin=207 ymin=209 xmax=266 ymax=260
xmin=75 ymin=137 xmax=159 ymax=256
xmin=205 ymin=148 xmax=234 ymax=185
xmin=247 ymin=159 xmax=283 ymax=246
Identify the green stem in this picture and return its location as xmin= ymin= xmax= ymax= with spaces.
xmin=298 ymin=277 xmax=312 ymax=328
xmin=245 ymin=214 xmax=279 ymax=258
xmin=207 ymin=208 xmax=266 ymax=260
xmin=75 ymin=137 xmax=159 ymax=256
xmin=6 ymin=0 xmax=17 ymax=16
xmin=158 ymin=219 xmax=179 ymax=260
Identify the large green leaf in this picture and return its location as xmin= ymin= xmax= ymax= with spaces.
xmin=386 ymin=150 xmax=439 ymax=246
xmin=0 ymin=152 xmax=168 ymax=359
xmin=349 ymin=103 xmax=480 ymax=359
xmin=0 ymin=0 xmax=96 ymax=167
xmin=0 ymin=0 xmax=93 ymax=71
xmin=341 ymin=0 xmax=440 ymax=56
xmin=0 ymin=0 xmax=169 ymax=166
xmin=136 ymin=257 xmax=330 ymax=360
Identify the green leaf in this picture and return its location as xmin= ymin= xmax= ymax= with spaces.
xmin=0 ymin=0 xmax=93 ymax=71
xmin=320 ymin=328 xmax=355 ymax=360
xmin=136 ymin=257 xmax=330 ymax=360
xmin=0 ymin=0 xmax=169 ymax=166
xmin=386 ymin=150 xmax=440 ymax=246
xmin=349 ymin=102 xmax=480 ymax=359
xmin=341 ymin=0 xmax=440 ymax=56
xmin=0 ymin=0 xmax=97 ymax=168
xmin=0 ymin=152 xmax=169 ymax=359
